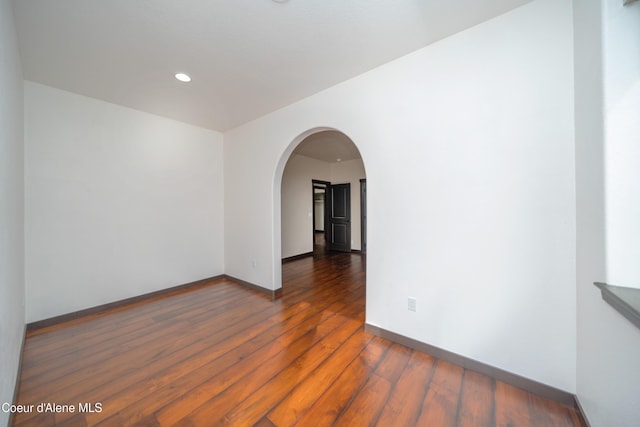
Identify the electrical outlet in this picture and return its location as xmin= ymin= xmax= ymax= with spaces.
xmin=408 ymin=297 xmax=417 ymax=312
xmin=251 ymin=259 xmax=257 ymax=268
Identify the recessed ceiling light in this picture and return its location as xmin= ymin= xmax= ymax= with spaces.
xmin=336 ymin=158 xmax=342 ymax=162
xmin=174 ymin=73 xmax=191 ymax=83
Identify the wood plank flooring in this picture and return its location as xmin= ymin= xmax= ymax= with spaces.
xmin=13 ymin=251 xmax=585 ymax=426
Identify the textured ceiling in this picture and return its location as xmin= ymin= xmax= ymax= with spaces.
xmin=13 ymin=0 xmax=532 ymax=131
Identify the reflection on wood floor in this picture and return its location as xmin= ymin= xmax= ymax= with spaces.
xmin=13 ymin=250 xmax=584 ymax=426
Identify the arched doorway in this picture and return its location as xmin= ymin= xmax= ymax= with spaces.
xmin=273 ymin=127 xmax=367 ymax=294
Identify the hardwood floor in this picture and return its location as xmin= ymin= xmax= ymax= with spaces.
xmin=13 ymin=251 xmax=584 ymax=426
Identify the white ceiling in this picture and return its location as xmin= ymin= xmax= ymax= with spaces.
xmin=293 ymin=130 xmax=361 ymax=163
xmin=13 ymin=0 xmax=532 ymax=132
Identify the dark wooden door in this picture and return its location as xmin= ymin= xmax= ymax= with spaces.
xmin=328 ymin=183 xmax=351 ymax=252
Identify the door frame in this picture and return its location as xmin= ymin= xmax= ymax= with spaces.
xmin=312 ymin=179 xmax=331 ymax=248
xmin=360 ymin=179 xmax=367 ymax=254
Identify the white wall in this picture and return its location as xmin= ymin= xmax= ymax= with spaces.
xmin=575 ymin=0 xmax=640 ymax=425
xmin=314 ymin=194 xmax=324 ymax=231
xmin=603 ymin=0 xmax=640 ymax=288
xmin=281 ymin=154 xmax=330 ymax=258
xmin=25 ymin=82 xmax=225 ymax=323
xmin=281 ymin=154 xmax=366 ymax=259
xmin=225 ymin=0 xmax=576 ymax=392
xmin=0 ymin=0 xmax=24 ymax=424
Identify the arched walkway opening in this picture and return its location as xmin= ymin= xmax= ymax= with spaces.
xmin=273 ymin=128 xmax=367 ymax=314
